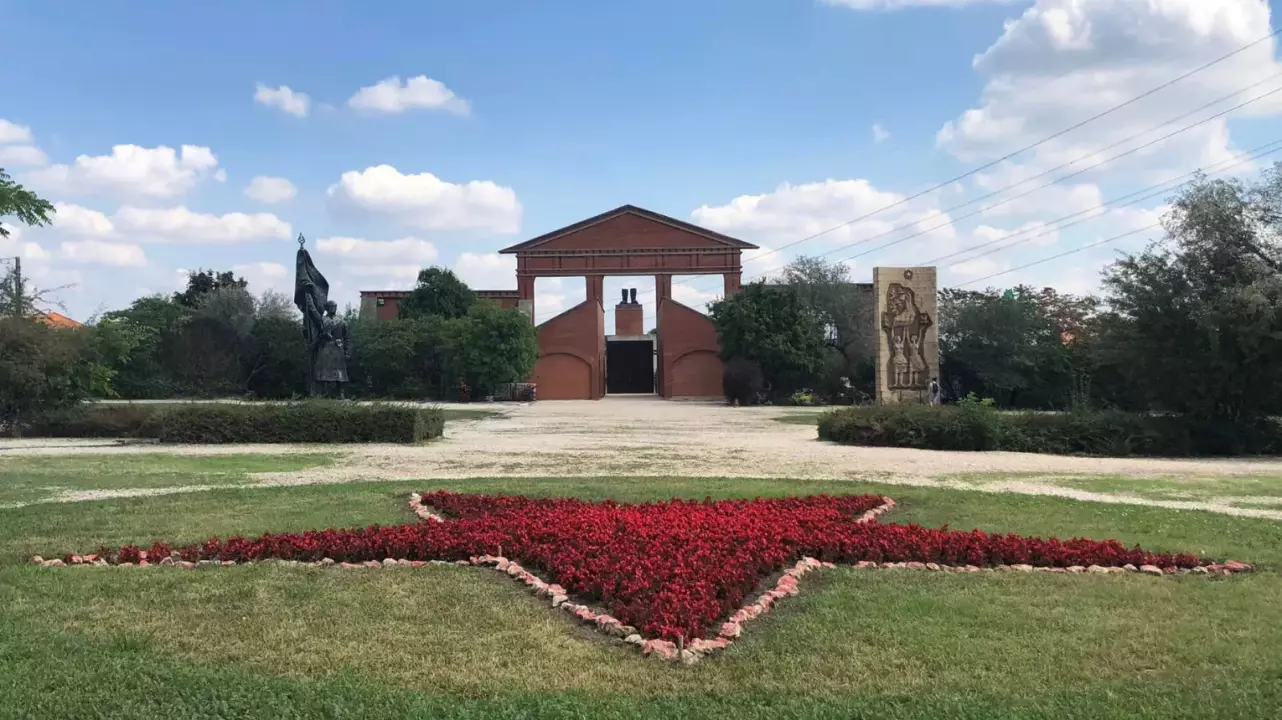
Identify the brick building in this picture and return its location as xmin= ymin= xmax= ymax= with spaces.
xmin=360 ymin=204 xmax=757 ymax=401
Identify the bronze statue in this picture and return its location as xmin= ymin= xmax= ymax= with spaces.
xmin=294 ymin=234 xmax=351 ymax=397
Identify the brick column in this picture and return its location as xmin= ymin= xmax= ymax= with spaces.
xmin=724 ymin=271 xmax=742 ymax=297
xmin=517 ymin=275 xmax=535 ymax=323
xmin=586 ymin=275 xmax=604 ymax=306
xmin=655 ymin=274 xmax=672 ymax=303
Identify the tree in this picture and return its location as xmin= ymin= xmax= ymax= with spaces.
xmin=1096 ymin=167 xmax=1282 ymax=422
xmin=256 ymin=289 xmax=299 ymax=322
xmin=398 ymin=267 xmax=476 ymax=320
xmin=101 ymin=295 xmax=191 ymax=398
xmin=173 ymin=269 xmax=247 ymax=308
xmin=0 ymin=318 xmax=102 ymax=431
xmin=0 ymin=168 xmax=54 ymax=239
xmin=446 ymin=302 xmax=539 ymax=399
xmin=778 ymin=256 xmax=876 ymax=399
xmin=938 ymin=286 xmax=1090 ymax=409
xmin=708 ymin=281 xmax=827 ymax=396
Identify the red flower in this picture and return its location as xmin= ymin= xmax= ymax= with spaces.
xmin=68 ymin=492 xmax=1220 ymax=642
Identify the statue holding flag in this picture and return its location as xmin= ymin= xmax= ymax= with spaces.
xmin=294 ymin=234 xmax=351 ymax=397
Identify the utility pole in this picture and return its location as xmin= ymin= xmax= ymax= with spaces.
xmin=12 ymin=256 xmax=23 ymax=317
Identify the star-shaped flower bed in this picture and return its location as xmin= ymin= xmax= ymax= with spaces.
xmin=33 ymin=492 xmax=1255 ymax=663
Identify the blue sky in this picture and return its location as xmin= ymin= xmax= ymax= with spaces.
xmin=2 ymin=0 xmax=1280 ymax=332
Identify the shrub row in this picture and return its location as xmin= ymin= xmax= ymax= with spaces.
xmin=16 ymin=401 xmax=443 ymax=444
xmin=78 ymin=492 xmax=1211 ymax=642
xmin=817 ymin=404 xmax=1282 ymax=457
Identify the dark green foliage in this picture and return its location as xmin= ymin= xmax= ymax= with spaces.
xmin=398 ymin=267 xmax=476 ymax=320
xmin=0 ymin=167 xmax=54 ymax=239
xmin=709 ymin=281 xmax=827 ymax=397
xmin=1093 ymin=169 xmax=1282 ymax=422
xmin=348 ymin=306 xmax=537 ymax=401
xmin=17 ymin=404 xmax=159 ymax=438
xmin=818 ymin=403 xmax=1282 ymax=457
xmin=722 ymin=357 xmax=765 ymax=405
xmin=141 ymin=402 xmax=443 ymax=443
xmin=0 ymin=318 xmax=114 ymax=431
xmin=173 ymin=269 xmax=247 ymax=309
xmin=938 ymin=286 xmax=1095 ymax=409
xmin=447 ymin=301 xmax=539 ymax=399
xmin=780 ymin=256 xmax=876 ymax=402
xmin=102 ymin=291 xmax=307 ymax=400
xmin=348 ymin=317 xmax=446 ymax=398
xmin=243 ymin=316 xmax=307 ymax=399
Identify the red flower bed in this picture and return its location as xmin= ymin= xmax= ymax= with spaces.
xmin=80 ymin=492 xmax=1211 ymax=642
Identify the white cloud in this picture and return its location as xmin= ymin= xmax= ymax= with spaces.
xmin=346 ymin=75 xmax=471 ymax=115
xmin=254 ymin=83 xmax=311 ymax=118
xmin=0 ymin=226 xmax=50 ymax=260
xmin=691 ymin=179 xmax=956 ymax=267
xmin=232 ymin=262 xmax=291 ymax=293
xmin=113 ymin=206 xmax=292 ymax=244
xmin=316 ymin=235 xmax=438 ymax=264
xmin=43 ymin=203 xmax=292 ymax=244
xmin=453 ymin=252 xmax=516 ymax=290
xmin=872 ymin=124 xmax=890 ymax=143
xmin=214 ymin=169 xmax=228 ymax=183
xmin=315 ymin=236 xmax=439 ymax=290
xmin=60 ymin=240 xmax=147 ymax=267
xmin=821 ymin=0 xmax=1018 ymax=9
xmin=26 ymin=144 xmax=221 ymax=199
xmin=0 ymin=145 xmax=48 ymax=166
xmin=244 ymin=176 xmax=297 ymax=204
xmin=672 ymin=283 xmax=719 ymax=311
xmin=972 ymin=220 xmax=1061 ymax=249
xmin=937 ymin=0 xmax=1282 ymax=181
xmin=0 ymin=119 xmax=33 ymax=144
xmin=327 ymin=165 xmax=521 ymax=234
xmin=51 ymin=203 xmax=115 ymax=237
xmin=947 ymin=256 xmax=1008 ymax=279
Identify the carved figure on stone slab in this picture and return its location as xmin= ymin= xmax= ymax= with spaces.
xmin=880 ymin=282 xmax=932 ymax=391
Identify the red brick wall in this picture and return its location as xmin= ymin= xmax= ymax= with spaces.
xmin=531 ymin=299 xmax=605 ymax=399
xmin=615 ymin=303 xmax=643 ymax=336
xmin=656 ymin=299 xmax=724 ymax=398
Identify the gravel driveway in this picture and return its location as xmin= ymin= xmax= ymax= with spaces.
xmin=4 ymin=397 xmax=1282 ymax=517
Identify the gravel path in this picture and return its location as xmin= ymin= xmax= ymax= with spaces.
xmin=4 ymin=397 xmax=1282 ymax=517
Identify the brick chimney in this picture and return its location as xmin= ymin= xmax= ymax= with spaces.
xmin=615 ymin=288 xmax=643 ymax=336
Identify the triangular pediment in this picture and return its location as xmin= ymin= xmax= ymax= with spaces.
xmin=500 ymin=205 xmax=757 ymax=254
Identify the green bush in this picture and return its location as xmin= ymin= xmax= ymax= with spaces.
xmin=18 ymin=404 xmax=161 ymax=438
xmin=817 ymin=404 xmax=1282 ymax=457
xmin=143 ymin=402 xmax=444 ymax=444
xmin=14 ymin=402 xmax=444 ymax=444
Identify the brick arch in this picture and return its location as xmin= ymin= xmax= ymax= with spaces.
xmin=669 ymin=349 xmax=723 ymax=399
xmin=532 ymin=353 xmax=593 ymax=400
xmin=499 ymin=205 xmax=757 ymax=400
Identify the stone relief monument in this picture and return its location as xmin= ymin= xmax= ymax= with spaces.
xmin=874 ymin=267 xmax=938 ymax=404
xmin=294 ymin=234 xmax=351 ymax=398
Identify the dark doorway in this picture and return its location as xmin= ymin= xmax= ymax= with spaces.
xmin=606 ymin=339 xmax=655 ymax=394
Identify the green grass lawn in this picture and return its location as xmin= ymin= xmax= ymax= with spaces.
xmin=440 ymin=407 xmax=504 ymax=421
xmin=2 ymin=468 xmax=1281 ymax=718
xmin=0 ymin=453 xmax=334 ymax=506
xmin=774 ymin=410 xmax=827 ymax=425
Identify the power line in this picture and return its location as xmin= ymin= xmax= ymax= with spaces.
xmin=924 ymin=138 xmax=1282 ymax=269
xmin=661 ymin=79 xmax=1282 ymax=304
xmin=953 ymin=223 xmax=1161 ymax=289
xmin=638 ymin=27 xmax=1282 ymax=303
xmin=776 ymin=82 xmax=1282 ymax=275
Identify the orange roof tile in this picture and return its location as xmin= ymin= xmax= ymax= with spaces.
xmin=38 ymin=312 xmax=82 ymax=329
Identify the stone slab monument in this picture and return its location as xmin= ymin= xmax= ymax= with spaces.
xmin=874 ymin=266 xmax=938 ymax=404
